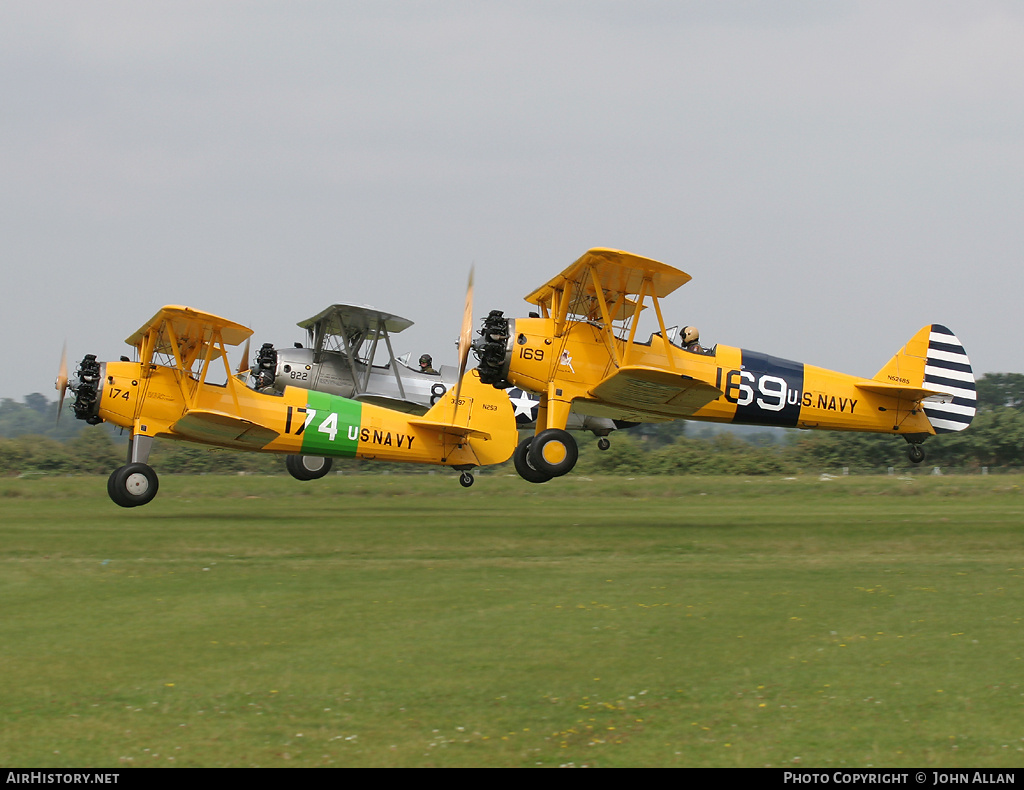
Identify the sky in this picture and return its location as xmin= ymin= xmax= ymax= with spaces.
xmin=3 ymin=1 xmax=1023 ymax=402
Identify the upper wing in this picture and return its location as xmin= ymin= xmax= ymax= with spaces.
xmin=589 ymin=365 xmax=722 ymax=417
xmin=125 ymin=305 xmax=253 ymax=366
xmin=297 ymin=304 xmax=414 ymax=338
xmin=169 ymin=410 xmax=280 ymax=448
xmin=524 ymin=248 xmax=692 ymax=321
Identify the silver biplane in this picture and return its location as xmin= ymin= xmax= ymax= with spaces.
xmin=252 ymin=303 xmax=619 ymax=440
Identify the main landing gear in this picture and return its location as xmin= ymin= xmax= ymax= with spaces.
xmin=513 ymin=428 xmax=579 ymax=484
xmin=107 ymin=435 xmax=160 ymax=508
xmin=285 ymin=454 xmax=334 ymax=480
xmin=107 ymin=462 xmax=159 ymax=508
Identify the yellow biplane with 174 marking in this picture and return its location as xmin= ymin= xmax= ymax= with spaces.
xmin=471 ymin=248 xmax=977 ymax=483
xmin=56 ymin=299 xmax=517 ymax=507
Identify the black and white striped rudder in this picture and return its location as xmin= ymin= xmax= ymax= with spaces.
xmin=922 ymin=325 xmax=976 ymax=434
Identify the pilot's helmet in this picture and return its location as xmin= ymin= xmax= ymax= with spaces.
xmin=419 ymin=354 xmax=433 ymax=367
xmin=682 ymin=326 xmax=700 ymax=345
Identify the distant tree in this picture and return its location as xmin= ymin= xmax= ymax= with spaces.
xmin=975 ymin=373 xmax=1024 ymax=411
xmin=24 ymin=392 xmax=50 ymax=415
xmin=67 ymin=430 xmax=123 ymax=475
xmin=0 ymin=395 xmax=90 ymax=441
xmin=626 ymin=420 xmax=688 ymax=446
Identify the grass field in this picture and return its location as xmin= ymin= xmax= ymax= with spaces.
xmin=1 ymin=471 xmax=1023 ymax=767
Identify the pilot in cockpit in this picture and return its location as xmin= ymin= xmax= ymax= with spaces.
xmin=418 ymin=354 xmax=438 ymax=375
xmin=680 ymin=326 xmax=704 ymax=354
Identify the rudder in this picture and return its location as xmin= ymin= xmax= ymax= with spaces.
xmin=921 ymin=325 xmax=976 ymax=433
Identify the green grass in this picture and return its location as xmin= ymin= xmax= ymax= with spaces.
xmin=1 ymin=472 xmax=1023 ymax=767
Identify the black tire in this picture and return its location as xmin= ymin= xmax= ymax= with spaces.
xmin=109 ymin=463 xmax=159 ymax=508
xmin=513 ymin=437 xmax=552 ymax=484
xmin=908 ymin=444 xmax=926 ymax=464
xmin=459 ymin=472 xmax=474 ymax=488
xmin=286 ymin=455 xmax=333 ymax=481
xmin=597 ymin=437 xmax=611 ymax=451
xmin=528 ymin=429 xmax=578 ymax=477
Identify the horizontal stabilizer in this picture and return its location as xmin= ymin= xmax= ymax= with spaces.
xmin=170 ymin=410 xmax=279 ymax=448
xmin=405 ymin=414 xmax=493 ymax=442
xmin=854 ymin=381 xmax=952 ymax=403
xmin=589 ymin=365 xmax=722 ymax=416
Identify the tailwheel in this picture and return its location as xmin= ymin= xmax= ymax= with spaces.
xmin=286 ymin=455 xmax=333 ymax=481
xmin=597 ymin=437 xmax=611 ymax=451
xmin=459 ymin=471 xmax=474 ymax=488
xmin=513 ymin=436 xmax=552 ymax=484
xmin=108 ymin=463 xmax=159 ymax=508
xmin=908 ymin=444 xmax=926 ymax=464
xmin=528 ymin=428 xmax=578 ymax=478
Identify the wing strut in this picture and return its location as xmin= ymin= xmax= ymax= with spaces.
xmin=381 ymin=327 xmax=407 ymax=401
xmin=648 ymin=287 xmax=676 ymax=372
xmin=586 ymin=264 xmax=620 ymax=368
xmin=334 ymin=323 xmax=364 ymax=394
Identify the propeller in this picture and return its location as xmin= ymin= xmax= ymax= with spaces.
xmin=54 ymin=342 xmax=69 ymax=424
xmin=451 ymin=267 xmax=474 ymax=423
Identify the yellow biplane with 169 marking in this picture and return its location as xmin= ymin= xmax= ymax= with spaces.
xmin=471 ymin=248 xmax=977 ymax=483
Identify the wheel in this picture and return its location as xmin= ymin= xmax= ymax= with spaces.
xmin=513 ymin=437 xmax=552 ymax=484
xmin=108 ymin=463 xmax=159 ymax=508
xmin=459 ymin=471 xmax=474 ymax=488
xmin=597 ymin=437 xmax=611 ymax=451
xmin=908 ymin=444 xmax=926 ymax=464
xmin=286 ymin=455 xmax=333 ymax=481
xmin=528 ymin=429 xmax=579 ymax=477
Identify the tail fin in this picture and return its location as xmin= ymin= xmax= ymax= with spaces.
xmin=406 ymin=369 xmax=518 ymax=465
xmin=865 ymin=324 xmax=977 ymax=434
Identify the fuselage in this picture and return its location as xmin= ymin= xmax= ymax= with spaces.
xmin=81 ymin=360 xmax=514 ymax=468
xmin=500 ymin=317 xmax=935 ymax=436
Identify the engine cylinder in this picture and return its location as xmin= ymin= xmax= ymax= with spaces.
xmin=473 ymin=311 xmax=514 ymax=387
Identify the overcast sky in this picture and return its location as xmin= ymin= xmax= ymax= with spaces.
xmin=3 ymin=1 xmax=1022 ymax=403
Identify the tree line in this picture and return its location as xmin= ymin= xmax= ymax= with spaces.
xmin=3 ymin=373 xmax=1023 ymax=477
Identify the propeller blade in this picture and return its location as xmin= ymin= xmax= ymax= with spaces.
xmin=451 ymin=267 xmax=474 ymax=423
xmin=55 ymin=342 xmax=68 ymax=424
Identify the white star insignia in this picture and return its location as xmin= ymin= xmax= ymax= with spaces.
xmin=507 ymin=388 xmax=539 ymax=422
